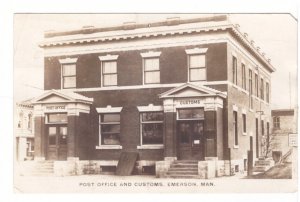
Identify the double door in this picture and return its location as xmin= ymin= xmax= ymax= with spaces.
xmin=47 ymin=125 xmax=68 ymax=160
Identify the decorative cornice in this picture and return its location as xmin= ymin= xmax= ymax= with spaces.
xmin=185 ymin=48 xmax=208 ymax=55
xmin=140 ymin=51 xmax=161 ymax=58
xmin=59 ymin=58 xmax=78 ymax=64
xmin=98 ymin=54 xmax=119 ymax=61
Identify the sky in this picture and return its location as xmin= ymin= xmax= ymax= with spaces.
xmin=13 ymin=14 xmax=297 ymax=109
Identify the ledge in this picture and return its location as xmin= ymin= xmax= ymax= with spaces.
xmin=96 ymin=145 xmax=122 ymax=150
xmin=242 ymin=132 xmax=247 ymax=136
xmin=137 ymin=145 xmax=164 ymax=149
xmin=233 ymin=145 xmax=239 ymax=149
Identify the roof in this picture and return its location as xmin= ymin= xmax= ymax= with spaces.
xmin=39 ymin=15 xmax=275 ymax=73
xmin=16 ymin=98 xmax=34 ymax=108
xmin=159 ymin=83 xmax=227 ymax=99
xmin=31 ymin=89 xmax=93 ymax=104
xmin=272 ymin=109 xmax=295 ymax=117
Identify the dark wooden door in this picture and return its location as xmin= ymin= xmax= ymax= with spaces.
xmin=177 ymin=121 xmax=204 ymax=160
xmin=47 ymin=125 xmax=68 ymax=160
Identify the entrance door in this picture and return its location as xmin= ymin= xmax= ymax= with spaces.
xmin=177 ymin=121 xmax=204 ymax=160
xmin=47 ymin=125 xmax=68 ymax=160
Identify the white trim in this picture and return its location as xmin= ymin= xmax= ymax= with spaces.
xmin=231 ymin=51 xmax=237 ymax=57
xmin=58 ymin=58 xmax=78 ymax=64
xmin=96 ymin=106 xmax=123 ymax=113
xmin=137 ymin=145 xmax=164 ymax=149
xmin=137 ymin=104 xmax=163 ymax=112
xmin=233 ymin=145 xmax=239 ymax=149
xmin=140 ymin=51 xmax=161 ymax=58
xmin=98 ymin=54 xmax=119 ymax=61
xmin=242 ymin=132 xmax=247 ymax=136
xmin=242 ymin=109 xmax=247 ymax=114
xmin=185 ymin=48 xmax=208 ymax=55
xmin=233 ymin=105 xmax=238 ymax=112
xmin=96 ymin=145 xmax=122 ymax=150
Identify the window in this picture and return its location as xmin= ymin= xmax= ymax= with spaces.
xmin=47 ymin=113 xmax=67 ymax=124
xmin=178 ymin=108 xmax=204 ymax=120
xmin=144 ymin=58 xmax=160 ymax=84
xmin=27 ymin=113 xmax=32 ymax=130
xmin=255 ymin=74 xmax=258 ymax=97
xmin=266 ymin=82 xmax=270 ymax=103
xmin=242 ymin=63 xmax=246 ymax=89
xmin=260 ymin=78 xmax=264 ymax=100
xmin=242 ymin=114 xmax=246 ymax=133
xmin=233 ymin=111 xmax=238 ymax=146
xmin=62 ymin=64 xmax=76 ymax=88
xmin=140 ymin=112 xmax=163 ymax=145
xmin=18 ymin=112 xmax=23 ymax=128
xmin=261 ymin=120 xmax=264 ymax=136
xmin=232 ymin=56 xmax=237 ymax=85
xmin=99 ymin=114 xmax=121 ymax=145
xmin=249 ymin=70 xmax=253 ymax=109
xmin=273 ymin=117 xmax=280 ymax=129
xmin=102 ymin=61 xmax=118 ymax=86
xmin=188 ymin=54 xmax=206 ymax=82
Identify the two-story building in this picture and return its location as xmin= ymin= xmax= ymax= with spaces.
xmin=15 ymin=100 xmax=35 ymax=161
xmin=31 ymin=15 xmax=275 ymax=176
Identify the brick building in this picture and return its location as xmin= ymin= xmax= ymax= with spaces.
xmin=31 ymin=15 xmax=275 ymax=176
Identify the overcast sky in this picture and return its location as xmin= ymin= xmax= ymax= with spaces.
xmin=13 ymin=14 xmax=297 ymax=109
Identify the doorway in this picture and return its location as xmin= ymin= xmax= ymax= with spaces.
xmin=47 ymin=125 xmax=68 ymax=160
xmin=177 ymin=121 xmax=204 ymax=160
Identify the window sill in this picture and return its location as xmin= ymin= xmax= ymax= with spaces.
xmin=233 ymin=145 xmax=239 ymax=149
xmin=96 ymin=145 xmax=123 ymax=150
xmin=249 ymin=109 xmax=254 ymax=112
xmin=242 ymin=132 xmax=247 ymax=136
xmin=137 ymin=145 xmax=164 ymax=149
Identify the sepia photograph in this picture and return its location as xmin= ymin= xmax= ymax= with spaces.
xmin=13 ymin=13 xmax=297 ymax=193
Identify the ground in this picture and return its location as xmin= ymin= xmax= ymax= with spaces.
xmin=247 ymin=162 xmax=292 ymax=179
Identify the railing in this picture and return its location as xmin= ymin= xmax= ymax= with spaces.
xmin=278 ymin=148 xmax=293 ymax=164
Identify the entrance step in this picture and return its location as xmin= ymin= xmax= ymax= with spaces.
xmin=165 ymin=160 xmax=199 ymax=179
xmin=252 ymin=158 xmax=274 ymax=173
xmin=19 ymin=161 xmax=54 ymax=176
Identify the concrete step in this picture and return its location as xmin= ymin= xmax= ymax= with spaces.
xmin=168 ymin=168 xmax=198 ymax=172
xmin=252 ymin=166 xmax=270 ymax=172
xmin=165 ymin=174 xmax=199 ymax=179
xmin=170 ymin=164 xmax=198 ymax=168
xmin=167 ymin=170 xmax=198 ymax=175
xmin=174 ymin=160 xmax=198 ymax=164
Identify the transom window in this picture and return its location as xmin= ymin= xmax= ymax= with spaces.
xmin=189 ymin=54 xmax=206 ymax=82
xmin=62 ymin=64 xmax=76 ymax=89
xmin=140 ymin=112 xmax=163 ymax=145
xmin=47 ymin=113 xmax=67 ymax=124
xmin=99 ymin=114 xmax=121 ymax=145
xmin=177 ymin=108 xmax=204 ymax=120
xmin=102 ymin=61 xmax=117 ymax=86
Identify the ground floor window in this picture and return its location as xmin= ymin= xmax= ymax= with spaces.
xmin=140 ymin=112 xmax=163 ymax=145
xmin=99 ymin=113 xmax=121 ymax=145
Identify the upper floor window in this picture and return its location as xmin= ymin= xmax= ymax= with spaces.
xmin=28 ymin=113 xmax=32 ymax=130
xmin=249 ymin=69 xmax=253 ymax=109
xmin=186 ymin=48 xmax=208 ymax=82
xmin=59 ymin=58 xmax=78 ymax=89
xmin=266 ymin=82 xmax=270 ymax=103
xmin=273 ymin=116 xmax=280 ymax=129
xmin=260 ymin=78 xmax=264 ymax=100
xmin=144 ymin=58 xmax=160 ymax=84
xmin=62 ymin=64 xmax=76 ymax=89
xmin=232 ymin=56 xmax=237 ymax=85
xmin=99 ymin=55 xmax=119 ymax=87
xmin=141 ymin=51 xmax=161 ymax=85
xmin=102 ymin=61 xmax=118 ymax=86
xmin=242 ymin=113 xmax=247 ymax=133
xmin=255 ymin=73 xmax=259 ymax=97
xmin=242 ymin=63 xmax=246 ymax=90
